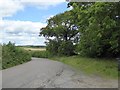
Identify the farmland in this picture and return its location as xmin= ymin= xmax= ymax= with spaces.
xmin=23 ymin=47 xmax=46 ymax=51
xmin=19 ymin=46 xmax=46 ymax=51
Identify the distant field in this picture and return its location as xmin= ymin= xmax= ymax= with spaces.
xmin=21 ymin=47 xmax=46 ymax=51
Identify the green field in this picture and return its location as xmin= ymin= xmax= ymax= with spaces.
xmin=50 ymin=56 xmax=118 ymax=79
xmin=22 ymin=47 xmax=46 ymax=51
xmin=18 ymin=46 xmax=46 ymax=51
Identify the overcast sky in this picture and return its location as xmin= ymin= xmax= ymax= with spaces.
xmin=0 ymin=0 xmax=70 ymax=46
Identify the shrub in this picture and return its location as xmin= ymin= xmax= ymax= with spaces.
xmin=46 ymin=40 xmax=76 ymax=56
xmin=30 ymin=51 xmax=50 ymax=58
xmin=46 ymin=40 xmax=60 ymax=56
xmin=58 ymin=41 xmax=75 ymax=56
xmin=2 ymin=42 xmax=31 ymax=69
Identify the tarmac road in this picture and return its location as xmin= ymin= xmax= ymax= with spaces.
xmin=2 ymin=57 xmax=118 ymax=88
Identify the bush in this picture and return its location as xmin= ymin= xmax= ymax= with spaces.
xmin=2 ymin=42 xmax=31 ymax=69
xmin=73 ymin=3 xmax=120 ymax=58
xmin=30 ymin=51 xmax=50 ymax=58
xmin=46 ymin=40 xmax=60 ymax=56
xmin=46 ymin=40 xmax=76 ymax=56
xmin=58 ymin=41 xmax=75 ymax=56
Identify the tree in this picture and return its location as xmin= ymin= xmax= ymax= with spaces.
xmin=40 ymin=2 xmax=120 ymax=57
xmin=40 ymin=11 xmax=79 ymax=56
xmin=69 ymin=2 xmax=120 ymax=57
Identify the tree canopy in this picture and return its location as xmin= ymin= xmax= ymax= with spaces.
xmin=40 ymin=2 xmax=120 ymax=58
xmin=40 ymin=11 xmax=79 ymax=56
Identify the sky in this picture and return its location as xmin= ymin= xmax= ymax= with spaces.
xmin=0 ymin=0 xmax=70 ymax=46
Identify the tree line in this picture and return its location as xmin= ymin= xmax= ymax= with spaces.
xmin=40 ymin=2 xmax=120 ymax=58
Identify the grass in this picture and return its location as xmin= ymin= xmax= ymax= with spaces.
xmin=22 ymin=47 xmax=50 ymax=58
xmin=0 ymin=43 xmax=120 ymax=79
xmin=50 ymin=56 xmax=118 ymax=79
xmin=23 ymin=46 xmax=118 ymax=79
xmin=24 ymin=47 xmax=46 ymax=51
xmin=20 ymin=47 xmax=46 ymax=51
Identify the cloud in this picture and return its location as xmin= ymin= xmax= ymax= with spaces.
xmin=20 ymin=0 xmax=65 ymax=7
xmin=0 ymin=0 xmax=65 ymax=19
xmin=0 ymin=20 xmax=47 ymax=45
xmin=0 ymin=0 xmax=24 ymax=19
xmin=1 ymin=20 xmax=46 ymax=34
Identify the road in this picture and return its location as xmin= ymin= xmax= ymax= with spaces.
xmin=2 ymin=58 xmax=118 ymax=88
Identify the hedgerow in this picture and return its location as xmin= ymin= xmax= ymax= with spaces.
xmin=2 ymin=42 xmax=31 ymax=69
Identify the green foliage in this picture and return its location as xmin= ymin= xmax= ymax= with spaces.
xmin=46 ymin=40 xmax=60 ymax=55
xmin=40 ymin=11 xmax=79 ymax=42
xmin=29 ymin=50 xmax=50 ymax=58
xmin=45 ymin=40 xmax=75 ymax=56
xmin=51 ymin=56 xmax=118 ymax=79
xmin=2 ymin=42 xmax=31 ymax=69
xmin=58 ymin=41 xmax=75 ymax=56
xmin=70 ymin=2 xmax=120 ymax=58
xmin=40 ymin=11 xmax=79 ymax=56
xmin=40 ymin=2 xmax=120 ymax=58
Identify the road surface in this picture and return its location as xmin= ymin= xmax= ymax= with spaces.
xmin=2 ymin=58 xmax=118 ymax=88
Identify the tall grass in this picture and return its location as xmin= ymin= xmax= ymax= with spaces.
xmin=51 ymin=56 xmax=118 ymax=79
xmin=2 ymin=42 xmax=31 ymax=69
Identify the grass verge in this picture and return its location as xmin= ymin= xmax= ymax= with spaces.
xmin=50 ymin=56 xmax=118 ymax=79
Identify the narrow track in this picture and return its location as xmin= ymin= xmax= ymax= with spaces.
xmin=2 ymin=57 xmax=118 ymax=88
